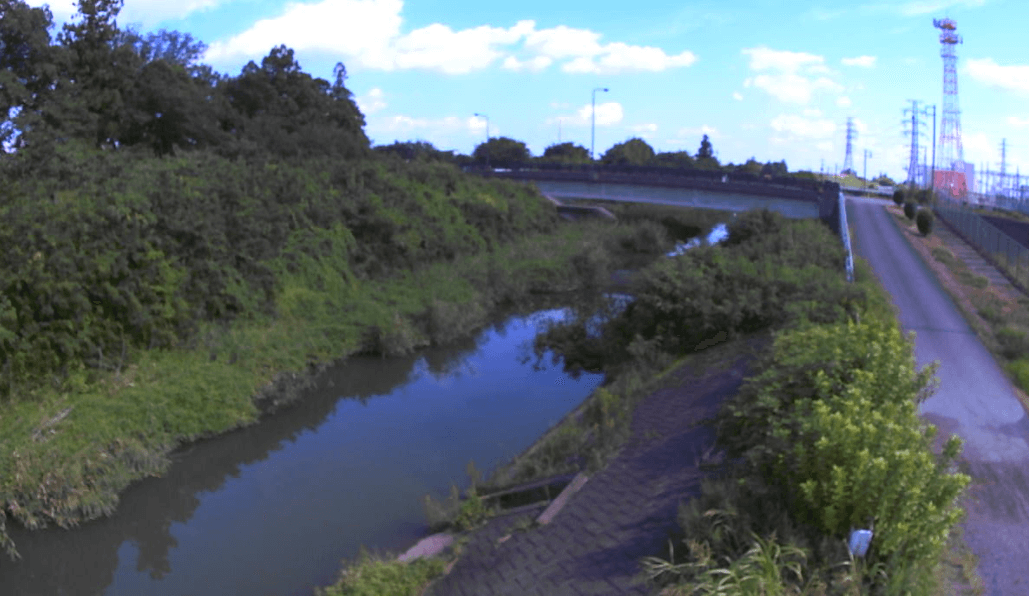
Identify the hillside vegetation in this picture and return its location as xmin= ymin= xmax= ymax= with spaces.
xmin=0 ymin=0 xmax=709 ymax=557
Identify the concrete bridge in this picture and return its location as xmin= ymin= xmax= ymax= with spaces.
xmin=471 ymin=165 xmax=842 ymax=233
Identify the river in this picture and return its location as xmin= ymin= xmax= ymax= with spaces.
xmin=0 ymin=308 xmax=603 ymax=596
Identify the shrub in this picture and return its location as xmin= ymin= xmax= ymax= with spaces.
xmin=903 ymin=201 xmax=918 ymax=220
xmin=996 ymin=327 xmax=1029 ymax=360
xmin=916 ymin=208 xmax=935 ymax=236
xmin=1007 ymin=358 xmax=1029 ymax=393
xmin=893 ymin=188 xmax=905 ymax=206
xmin=718 ymin=321 xmax=969 ymax=583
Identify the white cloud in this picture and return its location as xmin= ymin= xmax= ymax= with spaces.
xmin=524 ymin=26 xmax=603 ymax=59
xmin=886 ymin=0 xmax=987 ymax=17
xmin=29 ymin=0 xmax=223 ymax=25
xmin=1009 ymin=117 xmax=1029 ymax=128
xmin=579 ymin=102 xmax=624 ymax=126
xmin=206 ymin=0 xmax=404 ymax=68
xmin=547 ymin=102 xmax=624 ymax=127
xmin=356 ymin=88 xmax=386 ymax=114
xmin=770 ymin=114 xmax=837 ymax=139
xmin=206 ymin=0 xmax=697 ymax=75
xmin=503 ymin=56 xmax=554 ymax=72
xmin=816 ymin=141 xmax=834 ymax=152
xmin=803 ymin=108 xmax=823 ymax=117
xmin=390 ymin=20 xmax=534 ymax=74
xmin=742 ymin=46 xmax=829 ymax=74
xmin=628 ymin=123 xmax=658 ymax=133
xmin=733 ymin=92 xmax=743 ymax=101
xmin=741 ymin=46 xmax=842 ymax=105
xmin=966 ymin=58 xmax=1029 ymax=95
xmin=837 ymin=96 xmax=853 ymax=107
xmin=372 ymin=114 xmax=487 ymax=136
xmin=842 ymin=55 xmax=876 ymax=67
xmin=678 ymin=125 xmax=720 ymax=139
xmin=750 ymin=73 xmax=842 ymax=104
xmin=562 ymin=43 xmax=696 ymax=74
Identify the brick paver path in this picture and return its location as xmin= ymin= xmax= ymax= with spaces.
xmin=424 ymin=340 xmax=764 ymax=596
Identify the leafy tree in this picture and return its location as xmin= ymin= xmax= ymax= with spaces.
xmin=694 ymin=134 xmax=719 ymax=170
xmin=653 ymin=150 xmax=695 ymax=170
xmin=874 ymin=174 xmax=896 ymax=186
xmin=541 ymin=142 xmax=590 ymax=164
xmin=55 ymin=0 xmax=142 ymax=147
xmin=733 ymin=158 xmax=762 ymax=176
xmin=697 ymin=134 xmax=714 ymax=160
xmin=472 ymin=136 xmax=530 ymax=167
xmin=1 ymin=0 xmax=60 ymax=150
xmin=221 ymin=47 xmax=368 ymax=158
xmin=373 ymin=141 xmax=456 ymax=162
xmin=760 ymin=160 xmax=788 ymax=177
xmin=601 ymin=137 xmax=654 ymax=166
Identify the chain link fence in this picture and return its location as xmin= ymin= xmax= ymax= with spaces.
xmin=935 ymin=194 xmax=1029 ymax=290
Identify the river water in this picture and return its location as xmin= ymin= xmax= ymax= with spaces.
xmin=0 ymin=308 xmax=603 ymax=596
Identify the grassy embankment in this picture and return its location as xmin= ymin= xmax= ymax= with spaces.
xmin=0 ymin=148 xmax=716 ymax=558
xmin=511 ymin=211 xmax=966 ymax=595
xmin=888 ymin=204 xmax=1029 ymax=412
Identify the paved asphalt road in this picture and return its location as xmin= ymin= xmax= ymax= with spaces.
xmin=846 ymin=197 xmax=1029 ymax=596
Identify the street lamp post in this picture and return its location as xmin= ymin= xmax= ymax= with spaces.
xmin=474 ymin=112 xmax=490 ymax=168
xmin=591 ymin=87 xmax=608 ymax=161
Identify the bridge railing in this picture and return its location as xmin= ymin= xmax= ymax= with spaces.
xmin=935 ymin=193 xmax=1029 ymax=291
xmin=469 ymin=164 xmax=841 ymax=229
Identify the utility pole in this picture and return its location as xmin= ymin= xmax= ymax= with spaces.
xmin=922 ymin=104 xmax=937 ymax=190
xmin=591 ymin=87 xmax=609 ymax=161
xmin=863 ymin=149 xmax=872 ymax=189
xmin=474 ymin=112 xmax=490 ymax=168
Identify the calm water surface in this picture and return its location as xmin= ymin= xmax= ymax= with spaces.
xmin=0 ymin=308 xmax=603 ymax=596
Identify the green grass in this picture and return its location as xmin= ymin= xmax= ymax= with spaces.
xmin=316 ymin=550 xmax=448 ymax=596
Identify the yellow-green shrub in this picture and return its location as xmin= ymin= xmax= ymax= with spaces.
xmin=718 ymin=321 xmax=968 ymax=584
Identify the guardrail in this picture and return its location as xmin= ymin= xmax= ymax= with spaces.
xmin=840 ymin=192 xmax=854 ymax=283
xmin=935 ymin=195 xmax=1029 ymax=291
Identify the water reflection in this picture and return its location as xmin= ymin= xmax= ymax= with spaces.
xmin=0 ymin=309 xmax=603 ymax=596
xmin=666 ymin=222 xmax=730 ymax=256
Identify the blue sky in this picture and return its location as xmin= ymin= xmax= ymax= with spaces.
xmin=29 ymin=0 xmax=1029 ymax=183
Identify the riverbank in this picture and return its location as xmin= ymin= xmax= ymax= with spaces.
xmin=320 ymin=210 xmax=971 ymax=595
xmin=0 ymin=209 xmax=710 ymax=559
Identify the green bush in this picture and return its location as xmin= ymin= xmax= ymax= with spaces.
xmin=903 ymin=201 xmax=918 ymax=220
xmin=996 ymin=327 xmax=1029 ymax=360
xmin=1007 ymin=358 xmax=1029 ymax=393
xmin=617 ymin=219 xmax=670 ymax=254
xmin=893 ymin=188 xmax=905 ymax=206
xmin=718 ymin=321 xmax=969 ymax=586
xmin=534 ymin=211 xmax=864 ymax=372
xmin=932 ymin=247 xmax=955 ymax=265
xmin=916 ymin=208 xmax=935 ymax=235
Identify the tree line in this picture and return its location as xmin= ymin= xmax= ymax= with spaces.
xmin=378 ymin=134 xmax=803 ymax=180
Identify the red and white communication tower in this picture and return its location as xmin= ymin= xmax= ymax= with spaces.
xmin=933 ymin=17 xmax=967 ymax=197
